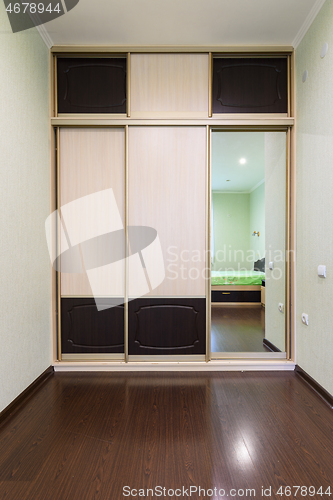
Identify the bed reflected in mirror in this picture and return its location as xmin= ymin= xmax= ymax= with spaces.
xmin=210 ymin=131 xmax=287 ymax=358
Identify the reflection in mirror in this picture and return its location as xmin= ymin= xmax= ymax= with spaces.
xmin=210 ymin=131 xmax=286 ymax=356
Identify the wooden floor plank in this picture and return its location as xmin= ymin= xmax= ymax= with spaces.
xmin=0 ymin=372 xmax=332 ymax=500
xmin=211 ymin=306 xmax=269 ymax=352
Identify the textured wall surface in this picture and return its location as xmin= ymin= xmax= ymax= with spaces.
xmin=212 ymin=187 xmax=266 ymax=272
xmin=296 ymin=0 xmax=333 ymax=395
xmin=212 ymin=193 xmax=251 ymax=271
xmin=249 ymin=183 xmax=265 ymax=261
xmin=0 ymin=5 xmax=51 ymax=412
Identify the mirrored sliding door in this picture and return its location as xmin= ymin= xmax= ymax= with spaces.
xmin=210 ymin=130 xmax=288 ymax=358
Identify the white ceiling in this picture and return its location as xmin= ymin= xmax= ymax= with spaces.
xmin=40 ymin=0 xmax=325 ymax=48
xmin=211 ymin=132 xmax=265 ymax=192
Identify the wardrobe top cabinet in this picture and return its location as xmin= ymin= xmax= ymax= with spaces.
xmin=212 ymin=57 xmax=288 ymax=114
xmin=57 ymin=57 xmax=127 ymax=114
xmin=130 ymin=53 xmax=209 ymax=116
xmin=55 ymin=53 xmax=290 ymax=116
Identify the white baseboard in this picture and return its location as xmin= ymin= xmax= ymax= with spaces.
xmin=53 ymin=360 xmax=295 ymax=372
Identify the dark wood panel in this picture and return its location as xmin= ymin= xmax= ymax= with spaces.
xmin=57 ymin=58 xmax=127 ymax=114
xmin=61 ymin=298 xmax=124 ymax=353
xmin=211 ymin=290 xmax=261 ymax=302
xmin=128 ymin=298 xmax=206 ymax=355
xmin=0 ymin=372 xmax=332 ymax=499
xmin=213 ymin=57 xmax=288 ymax=114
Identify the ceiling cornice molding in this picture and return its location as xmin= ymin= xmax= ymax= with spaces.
xmin=292 ymin=0 xmax=327 ymax=49
xmin=35 ymin=23 xmax=53 ymax=49
xmin=51 ymin=44 xmax=294 ymax=53
xmin=249 ymin=178 xmax=265 ymax=193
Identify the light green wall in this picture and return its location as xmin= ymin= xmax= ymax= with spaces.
xmin=296 ymin=0 xmax=333 ymax=395
xmin=212 ymin=193 xmax=252 ymax=271
xmin=0 ymin=6 xmax=51 ymax=412
xmin=212 ymin=186 xmax=265 ymax=271
xmin=249 ymin=182 xmax=265 ymax=261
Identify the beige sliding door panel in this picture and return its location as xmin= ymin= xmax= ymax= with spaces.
xmin=128 ymin=126 xmax=206 ymax=297
xmin=59 ymin=127 xmax=125 ymax=297
xmin=130 ymin=54 xmax=209 ymax=117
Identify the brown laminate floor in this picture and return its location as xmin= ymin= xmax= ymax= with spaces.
xmin=0 ymin=371 xmax=332 ymax=500
xmin=211 ymin=305 xmax=269 ymax=353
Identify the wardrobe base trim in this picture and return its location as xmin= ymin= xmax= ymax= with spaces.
xmin=53 ymin=360 xmax=295 ymax=372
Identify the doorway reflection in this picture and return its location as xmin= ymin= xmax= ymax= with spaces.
xmin=210 ymin=131 xmax=287 ymax=357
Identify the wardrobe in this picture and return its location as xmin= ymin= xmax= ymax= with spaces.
xmin=52 ymin=50 xmax=292 ymax=361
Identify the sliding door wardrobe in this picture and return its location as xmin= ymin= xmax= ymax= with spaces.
xmin=53 ymin=49 xmax=293 ymax=363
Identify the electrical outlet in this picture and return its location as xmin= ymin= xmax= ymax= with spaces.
xmin=301 ymin=313 xmax=309 ymax=326
xmin=278 ymin=303 xmax=284 ymax=313
xmin=318 ymin=265 xmax=326 ymax=278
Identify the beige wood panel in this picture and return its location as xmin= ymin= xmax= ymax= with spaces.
xmin=60 ymin=128 xmax=125 ymax=296
xmin=51 ymin=118 xmax=295 ymax=126
xmin=52 ymin=46 xmax=294 ymax=53
xmin=130 ymin=54 xmax=209 ymax=115
xmin=128 ymin=127 xmax=206 ymax=296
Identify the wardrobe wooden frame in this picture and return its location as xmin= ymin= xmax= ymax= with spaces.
xmin=50 ymin=47 xmax=296 ymax=370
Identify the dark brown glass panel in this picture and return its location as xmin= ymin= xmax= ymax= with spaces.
xmin=57 ymin=58 xmax=127 ymax=113
xmin=211 ymin=290 xmax=261 ymax=302
xmin=61 ymin=298 xmax=124 ymax=353
xmin=128 ymin=298 xmax=206 ymax=355
xmin=213 ymin=58 xmax=288 ymax=113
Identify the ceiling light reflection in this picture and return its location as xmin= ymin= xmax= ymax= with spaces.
xmin=236 ymin=439 xmax=252 ymax=464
